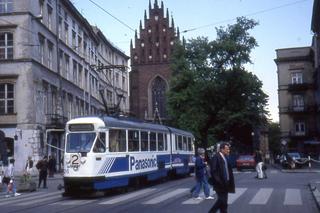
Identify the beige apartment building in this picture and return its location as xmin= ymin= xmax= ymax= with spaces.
xmin=0 ymin=0 xmax=129 ymax=172
xmin=275 ymin=47 xmax=318 ymax=155
xmin=275 ymin=0 xmax=320 ymax=156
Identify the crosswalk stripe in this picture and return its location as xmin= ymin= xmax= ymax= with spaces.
xmin=143 ymin=188 xmax=189 ymax=204
xmin=284 ymin=189 xmax=302 ymax=205
xmin=100 ymin=188 xmax=157 ymax=204
xmin=182 ymin=189 xmax=216 ymax=204
xmin=228 ymin=188 xmax=247 ymax=204
xmin=249 ymin=188 xmax=273 ymax=205
xmin=270 ymin=170 xmax=278 ymax=174
xmin=16 ymin=194 xmax=62 ymax=206
xmin=59 ymin=200 xmax=96 ymax=205
xmin=0 ymin=191 xmax=61 ymax=206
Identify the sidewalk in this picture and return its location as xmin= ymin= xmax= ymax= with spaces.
xmin=0 ymin=173 xmax=64 ymax=197
xmin=309 ymin=181 xmax=320 ymax=211
xmin=272 ymin=163 xmax=320 ymax=173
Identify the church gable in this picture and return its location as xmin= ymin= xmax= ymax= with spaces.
xmin=130 ymin=0 xmax=180 ymax=65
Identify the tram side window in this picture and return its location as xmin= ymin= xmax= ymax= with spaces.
xmin=187 ymin=137 xmax=192 ymax=151
xmin=158 ymin=133 xmax=164 ymax=151
xmin=178 ymin=135 xmax=183 ymax=150
xmin=93 ymin=132 xmax=106 ymax=153
xmin=109 ymin=129 xmax=126 ymax=152
xmin=175 ymin=135 xmax=178 ymax=151
xmin=150 ymin=132 xmax=157 ymax=151
xmin=128 ymin=130 xmax=139 ymax=152
xmin=141 ymin=131 xmax=148 ymax=151
xmin=183 ymin=136 xmax=187 ymax=151
xmin=164 ymin=134 xmax=167 ymax=151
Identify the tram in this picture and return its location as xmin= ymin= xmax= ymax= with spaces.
xmin=63 ymin=116 xmax=195 ymax=194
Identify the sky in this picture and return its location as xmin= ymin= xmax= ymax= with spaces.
xmin=72 ymin=0 xmax=314 ymax=122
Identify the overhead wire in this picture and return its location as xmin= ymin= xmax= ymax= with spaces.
xmin=181 ymin=0 xmax=310 ymax=33
xmin=87 ymin=0 xmax=135 ymax=32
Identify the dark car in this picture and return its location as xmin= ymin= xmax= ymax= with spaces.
xmin=236 ymin=155 xmax=256 ymax=171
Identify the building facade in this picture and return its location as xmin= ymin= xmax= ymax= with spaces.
xmin=130 ymin=0 xmax=179 ymax=122
xmin=0 ymin=0 xmax=129 ymax=172
xmin=275 ymin=0 xmax=320 ymax=156
xmin=275 ymin=47 xmax=317 ymax=154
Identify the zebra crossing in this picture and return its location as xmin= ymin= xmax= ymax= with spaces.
xmin=0 ymin=185 xmax=304 ymax=207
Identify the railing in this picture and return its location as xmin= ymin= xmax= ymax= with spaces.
xmin=279 ymin=104 xmax=317 ymax=114
xmin=288 ymin=83 xmax=315 ymax=91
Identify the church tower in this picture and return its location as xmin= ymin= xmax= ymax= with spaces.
xmin=130 ymin=0 xmax=180 ymax=122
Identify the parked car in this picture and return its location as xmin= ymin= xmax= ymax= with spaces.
xmin=236 ymin=155 xmax=256 ymax=171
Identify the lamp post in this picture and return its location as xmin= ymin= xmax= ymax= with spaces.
xmin=251 ymin=131 xmax=255 ymax=150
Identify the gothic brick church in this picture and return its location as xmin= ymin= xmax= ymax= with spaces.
xmin=129 ymin=0 xmax=180 ymax=122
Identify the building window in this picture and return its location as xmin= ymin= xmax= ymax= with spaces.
xmin=58 ymin=17 xmax=62 ymax=39
xmin=295 ymin=121 xmax=305 ymax=136
xmin=72 ymin=30 xmax=76 ymax=50
xmin=47 ymin=5 xmax=53 ymax=30
xmin=0 ymin=0 xmax=13 ymax=13
xmin=39 ymin=0 xmax=44 ymax=23
xmin=291 ymin=72 xmax=303 ymax=84
xmin=0 ymin=83 xmax=14 ymax=114
xmin=64 ymin=22 xmax=69 ymax=45
xmin=38 ymin=34 xmax=45 ymax=64
xmin=0 ymin=32 xmax=13 ymax=59
xmin=65 ymin=54 xmax=70 ymax=80
xmin=151 ymin=76 xmax=167 ymax=118
xmin=47 ymin=41 xmax=53 ymax=69
xmin=292 ymin=94 xmax=304 ymax=111
xmin=73 ymin=60 xmax=77 ymax=84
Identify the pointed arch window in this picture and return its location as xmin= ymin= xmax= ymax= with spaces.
xmin=151 ymin=76 xmax=167 ymax=118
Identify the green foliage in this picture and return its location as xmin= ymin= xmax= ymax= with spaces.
xmin=167 ymin=17 xmax=269 ymax=149
xmin=268 ymin=122 xmax=281 ymax=154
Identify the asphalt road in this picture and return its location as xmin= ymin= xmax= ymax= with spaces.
xmin=0 ymin=168 xmax=319 ymax=213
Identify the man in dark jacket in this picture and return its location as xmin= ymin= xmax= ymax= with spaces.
xmin=36 ymin=156 xmax=48 ymax=188
xmin=209 ymin=142 xmax=235 ymax=213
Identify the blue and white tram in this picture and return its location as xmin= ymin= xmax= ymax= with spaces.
xmin=63 ymin=116 xmax=195 ymax=193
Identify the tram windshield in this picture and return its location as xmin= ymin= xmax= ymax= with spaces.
xmin=66 ymin=132 xmax=96 ymax=153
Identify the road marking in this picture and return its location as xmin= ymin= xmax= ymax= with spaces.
xmin=182 ymin=189 xmax=216 ymax=204
xmin=284 ymin=189 xmax=302 ymax=205
xmin=270 ymin=170 xmax=278 ymax=174
xmin=59 ymin=199 xmax=96 ymax=205
xmin=0 ymin=191 xmax=61 ymax=206
xmin=249 ymin=188 xmax=273 ymax=205
xmin=143 ymin=188 xmax=189 ymax=204
xmin=100 ymin=188 xmax=157 ymax=204
xmin=228 ymin=188 xmax=247 ymax=204
xmin=16 ymin=193 xmax=63 ymax=206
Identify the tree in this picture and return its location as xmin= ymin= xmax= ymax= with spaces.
xmin=167 ymin=17 xmax=269 ymax=149
xmin=268 ymin=122 xmax=281 ymax=154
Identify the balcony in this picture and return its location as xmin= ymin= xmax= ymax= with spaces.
xmin=279 ymin=104 xmax=317 ymax=114
xmin=288 ymin=83 xmax=315 ymax=91
xmin=45 ymin=114 xmax=68 ymax=128
xmin=288 ymin=130 xmax=318 ymax=139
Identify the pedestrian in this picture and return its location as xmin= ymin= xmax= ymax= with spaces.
xmin=209 ymin=142 xmax=235 ymax=213
xmin=254 ymin=150 xmax=266 ymax=179
xmin=4 ymin=159 xmax=20 ymax=197
xmin=48 ymin=155 xmax=56 ymax=178
xmin=25 ymin=156 xmax=34 ymax=174
xmin=192 ymin=148 xmax=213 ymax=200
xmin=36 ymin=156 xmax=48 ymax=188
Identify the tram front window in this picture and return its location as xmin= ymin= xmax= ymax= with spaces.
xmin=66 ymin=133 xmax=96 ymax=153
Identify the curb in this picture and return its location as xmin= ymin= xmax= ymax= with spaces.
xmin=281 ymin=169 xmax=320 ymax=173
xmin=309 ymin=183 xmax=320 ymax=211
